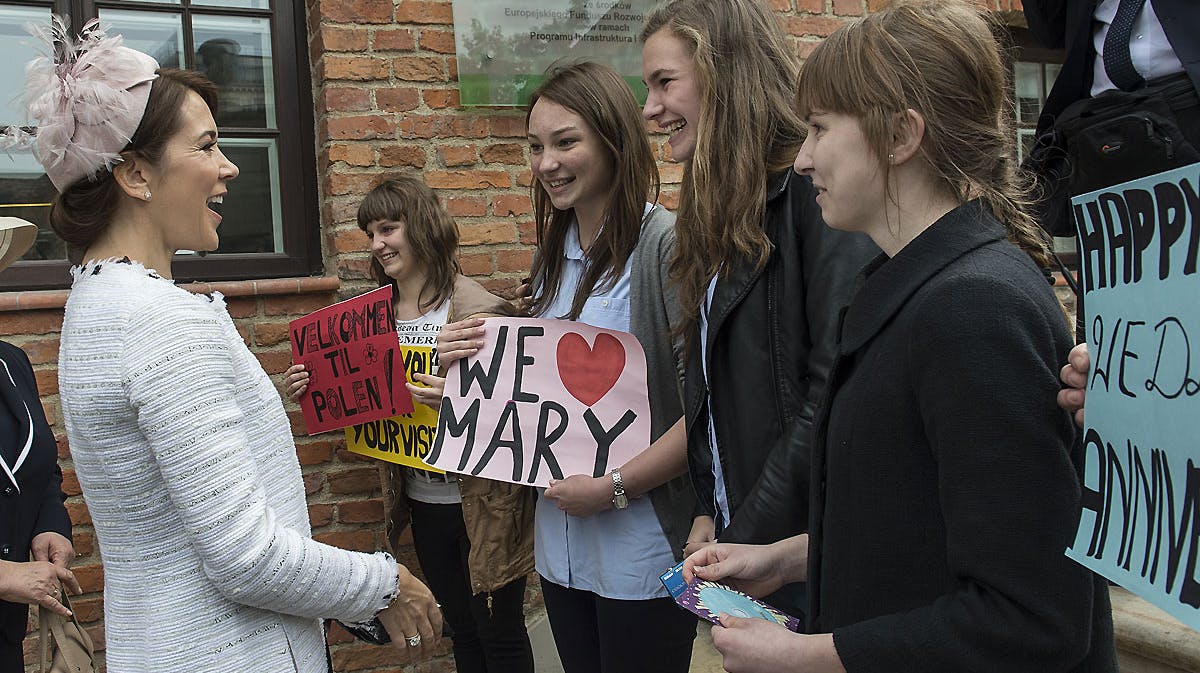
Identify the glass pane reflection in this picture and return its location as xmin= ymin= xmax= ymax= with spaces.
xmin=194 ymin=15 xmax=276 ymax=128
xmin=194 ymin=0 xmax=271 ymax=9
xmin=101 ymin=9 xmax=185 ymax=69
xmin=215 ymin=138 xmax=282 ymax=254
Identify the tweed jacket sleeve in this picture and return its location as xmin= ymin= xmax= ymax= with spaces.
xmin=120 ymin=293 xmax=397 ymax=624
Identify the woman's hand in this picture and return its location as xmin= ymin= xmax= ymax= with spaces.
xmin=31 ymin=531 xmax=75 ymax=569
xmin=377 ymin=565 xmax=443 ymax=659
xmin=683 ymin=515 xmax=717 ymax=558
xmin=712 ymin=619 xmax=844 ymax=673
xmin=1057 ymin=343 xmax=1090 ymax=427
xmin=0 ymin=559 xmax=81 ymax=617
xmin=544 ymin=474 xmax=614 ymax=517
xmin=683 ymin=535 xmax=808 ymax=598
xmin=407 ymin=373 xmax=444 ymax=411
xmin=436 ymin=319 xmax=488 ymax=372
xmin=283 ymin=363 xmax=309 ymax=401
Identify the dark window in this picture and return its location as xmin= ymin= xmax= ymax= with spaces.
xmin=0 ymin=0 xmax=321 ymax=289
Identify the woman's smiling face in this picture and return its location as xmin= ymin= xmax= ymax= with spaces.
xmin=641 ymin=28 xmax=702 ymax=163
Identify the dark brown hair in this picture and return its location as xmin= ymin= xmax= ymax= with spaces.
xmin=356 ymin=176 xmax=460 ymax=313
xmin=525 ymin=61 xmax=660 ymax=320
xmin=49 ymin=68 xmax=219 ymax=264
xmin=795 ymin=0 xmax=1050 ymax=267
xmin=641 ymin=0 xmax=804 ymax=339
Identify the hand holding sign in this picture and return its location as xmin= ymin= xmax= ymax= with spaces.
xmin=426 ymin=318 xmax=650 ymax=487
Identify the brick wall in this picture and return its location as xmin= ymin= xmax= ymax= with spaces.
xmin=8 ymin=1 xmax=1035 ymax=670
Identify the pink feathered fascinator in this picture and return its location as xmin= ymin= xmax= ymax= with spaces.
xmin=10 ymin=17 xmax=159 ymax=192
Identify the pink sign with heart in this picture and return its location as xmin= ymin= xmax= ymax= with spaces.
xmin=428 ymin=318 xmax=651 ymax=487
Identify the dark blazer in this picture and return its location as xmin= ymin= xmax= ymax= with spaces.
xmin=0 ymin=341 xmax=70 ymax=670
xmin=683 ymin=169 xmax=875 ymax=544
xmin=1024 ymin=0 xmax=1200 ymax=134
xmin=808 ymin=202 xmax=1116 ymax=672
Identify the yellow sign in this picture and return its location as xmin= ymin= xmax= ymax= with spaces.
xmin=345 ymin=345 xmax=445 ymax=472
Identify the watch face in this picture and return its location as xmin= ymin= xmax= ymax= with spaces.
xmin=614 ymin=494 xmax=629 ymax=509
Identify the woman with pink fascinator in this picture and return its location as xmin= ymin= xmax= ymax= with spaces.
xmin=16 ymin=20 xmax=441 ymax=671
xmin=0 ymin=217 xmax=80 ymax=673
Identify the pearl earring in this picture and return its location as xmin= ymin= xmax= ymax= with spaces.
xmin=888 ymin=153 xmax=895 ymax=164
xmin=144 ymin=191 xmax=152 ymax=201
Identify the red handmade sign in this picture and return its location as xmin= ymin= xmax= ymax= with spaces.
xmin=289 ymin=286 xmax=413 ymax=434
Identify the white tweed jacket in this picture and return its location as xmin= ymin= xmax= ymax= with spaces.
xmin=58 ymin=260 xmax=397 ymax=673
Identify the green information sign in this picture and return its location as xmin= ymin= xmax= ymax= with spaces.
xmin=451 ymin=0 xmax=655 ymax=107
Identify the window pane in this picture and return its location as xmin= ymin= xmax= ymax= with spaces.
xmin=101 ymin=9 xmax=185 ymax=69
xmin=1014 ymin=61 xmax=1042 ymax=126
xmin=194 ymin=15 xmax=276 ymax=128
xmin=1045 ymin=63 xmax=1062 ymax=95
xmin=216 ymin=138 xmax=282 ymax=254
xmin=193 ymin=0 xmax=271 ymax=9
xmin=1 ymin=5 xmax=61 ymax=262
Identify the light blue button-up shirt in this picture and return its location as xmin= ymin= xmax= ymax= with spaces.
xmin=534 ymin=213 xmax=676 ymax=600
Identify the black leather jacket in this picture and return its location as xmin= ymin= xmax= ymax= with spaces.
xmin=685 ymin=169 xmax=877 ymax=544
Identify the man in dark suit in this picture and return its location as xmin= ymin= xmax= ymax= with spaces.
xmin=0 ymin=218 xmax=79 ymax=672
xmin=1024 ymin=0 xmax=1199 ymax=139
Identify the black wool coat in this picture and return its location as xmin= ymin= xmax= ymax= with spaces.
xmin=808 ymin=202 xmax=1117 ymax=672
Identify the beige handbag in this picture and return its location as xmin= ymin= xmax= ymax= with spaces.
xmin=37 ymin=586 xmax=96 ymax=673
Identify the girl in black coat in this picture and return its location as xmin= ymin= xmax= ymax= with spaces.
xmin=680 ymin=2 xmax=1117 ymax=672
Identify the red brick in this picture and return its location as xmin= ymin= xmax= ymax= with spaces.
xmin=338 ymin=257 xmax=374 ymax=281
xmin=296 ymin=440 xmax=335 ymax=465
xmin=419 ymin=28 xmax=456 ymax=54
xmin=660 ymin=189 xmax=681 ymax=210
xmin=72 ymin=563 xmax=104 ymax=593
xmin=396 ymin=114 xmax=490 ymax=139
xmin=327 ymin=172 xmax=383 ymax=197
xmin=325 ymin=115 xmax=395 ymax=140
xmin=312 ymin=530 xmax=376 ymax=553
xmin=331 ymin=226 xmax=370 ymax=254
xmin=516 ymin=169 xmax=533 ymax=188
xmin=518 ymin=219 xmax=537 ymax=246
xmin=395 ymin=0 xmax=454 ymax=24
xmin=304 ymin=472 xmax=325 ymax=495
xmin=424 ymin=170 xmax=511 ymax=190
xmin=459 ymin=222 xmax=516 ymax=246
xmin=72 ymin=531 xmax=95 ymax=557
xmin=783 ymin=16 xmax=849 ymax=37
xmin=492 ymin=194 xmax=532 ymax=217
xmin=34 ymin=368 xmax=56 ymax=396
xmin=488 ymin=115 xmax=527 ymax=138
xmin=323 ymin=55 xmax=390 ymax=81
xmin=321 ymin=87 xmax=371 ymax=113
xmin=19 ymin=337 xmax=59 ymax=366
xmin=481 ymin=143 xmax=525 ymax=165
xmin=326 ymin=621 xmax=356 ymax=645
xmin=313 ymin=0 xmax=393 ymax=24
xmin=0 ymin=311 xmax=61 ymax=337
xmin=71 ymin=596 xmax=103 ymax=624
xmin=263 ymin=293 xmax=338 ymax=317
xmin=252 ymin=321 xmax=292 ymax=347
xmin=379 ymin=145 xmax=427 ymax=168
xmin=374 ymin=28 xmax=416 ymax=51
xmin=660 ymin=162 xmax=685 ymax=184
xmin=796 ymin=39 xmax=821 ymax=60
xmin=496 ymin=248 xmax=534 ymax=273
xmin=392 ymin=56 xmax=446 ymax=82
xmin=255 ymin=350 xmax=292 ymax=375
xmin=457 ymin=252 xmax=494 ymax=276
xmin=796 ymin=0 xmax=825 ymax=11
xmin=328 ymin=143 xmax=375 ymax=167
xmin=423 ymin=88 xmax=460 ymax=109
xmin=444 ymin=196 xmax=488 ymax=217
xmin=338 ymin=499 xmax=384 ymax=523
xmin=319 ymin=26 xmax=369 ymax=52
xmin=225 ymin=297 xmax=258 ymax=319
xmin=309 ymin=503 xmax=334 ymax=528
xmin=376 ymin=88 xmax=420 ymax=112
xmin=235 ymin=324 xmax=252 ymax=346
xmin=767 ymin=0 xmax=793 ymax=9
xmin=60 ymin=468 xmax=81 ymax=496
xmin=833 ymin=0 xmax=864 ymax=15
xmin=328 ymin=467 xmax=382 ymax=495
xmin=440 ymin=145 xmax=478 ymax=167
xmin=330 ymin=641 xmax=406 ymax=670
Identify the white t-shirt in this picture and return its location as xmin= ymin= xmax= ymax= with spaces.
xmin=395 ymin=298 xmax=459 ymax=504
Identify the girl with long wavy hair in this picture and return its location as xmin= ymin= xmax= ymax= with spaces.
xmin=438 ymin=61 xmax=698 ymax=673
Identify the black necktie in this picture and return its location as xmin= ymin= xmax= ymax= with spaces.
xmin=1102 ymin=0 xmax=1148 ymax=91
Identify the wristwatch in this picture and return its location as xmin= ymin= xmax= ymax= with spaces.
xmin=610 ymin=469 xmax=628 ymax=509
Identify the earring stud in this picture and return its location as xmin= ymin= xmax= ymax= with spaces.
xmin=144 ymin=191 xmax=152 ymax=201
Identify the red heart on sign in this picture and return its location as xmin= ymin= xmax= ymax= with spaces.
xmin=556 ymin=332 xmax=626 ymax=407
